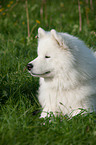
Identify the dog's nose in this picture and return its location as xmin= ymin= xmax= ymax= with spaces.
xmin=27 ymin=63 xmax=33 ymax=71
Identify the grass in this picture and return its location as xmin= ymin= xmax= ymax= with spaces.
xmin=0 ymin=0 xmax=96 ymax=144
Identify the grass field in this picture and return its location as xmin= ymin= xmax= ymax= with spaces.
xmin=0 ymin=0 xmax=96 ymax=144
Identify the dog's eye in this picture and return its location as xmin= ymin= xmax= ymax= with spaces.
xmin=45 ymin=56 xmax=50 ymax=58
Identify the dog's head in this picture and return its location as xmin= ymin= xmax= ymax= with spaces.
xmin=27 ymin=28 xmax=74 ymax=78
xmin=27 ymin=28 xmax=76 ymax=78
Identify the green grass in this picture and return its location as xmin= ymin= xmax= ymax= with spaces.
xmin=0 ymin=0 xmax=96 ymax=144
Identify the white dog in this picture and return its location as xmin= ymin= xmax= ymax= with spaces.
xmin=27 ymin=28 xmax=96 ymax=118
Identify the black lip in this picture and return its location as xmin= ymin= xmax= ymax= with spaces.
xmin=32 ymin=71 xmax=50 ymax=76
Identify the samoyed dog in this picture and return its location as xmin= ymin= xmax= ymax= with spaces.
xmin=27 ymin=28 xmax=96 ymax=118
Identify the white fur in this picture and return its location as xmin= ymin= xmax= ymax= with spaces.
xmin=28 ymin=28 xmax=96 ymax=118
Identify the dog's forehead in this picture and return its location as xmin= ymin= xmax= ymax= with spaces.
xmin=37 ymin=37 xmax=56 ymax=53
xmin=38 ymin=37 xmax=53 ymax=46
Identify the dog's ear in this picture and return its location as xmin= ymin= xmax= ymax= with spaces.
xmin=51 ymin=29 xmax=68 ymax=49
xmin=38 ymin=27 xmax=46 ymax=38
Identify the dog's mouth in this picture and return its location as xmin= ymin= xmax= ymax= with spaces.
xmin=31 ymin=71 xmax=51 ymax=76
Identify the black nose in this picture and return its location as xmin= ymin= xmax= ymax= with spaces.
xmin=27 ymin=63 xmax=33 ymax=71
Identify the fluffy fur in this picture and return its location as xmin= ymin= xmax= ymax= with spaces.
xmin=27 ymin=28 xmax=96 ymax=118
